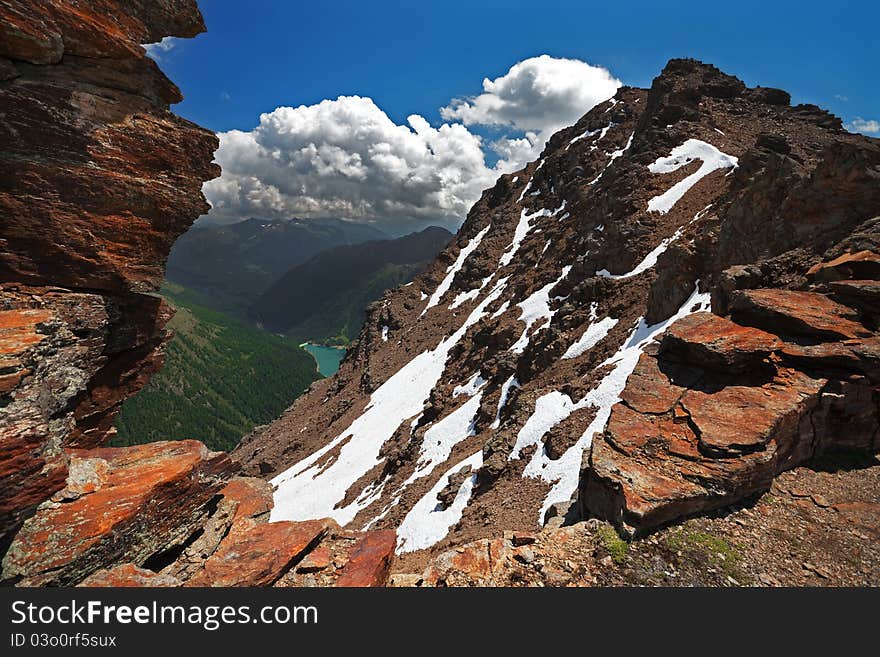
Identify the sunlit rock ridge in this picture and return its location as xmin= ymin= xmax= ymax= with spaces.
xmin=235 ymin=59 xmax=880 ymax=561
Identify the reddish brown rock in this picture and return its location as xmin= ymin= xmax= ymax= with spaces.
xmin=220 ymin=477 xmax=274 ymax=524
xmin=296 ymin=545 xmax=332 ymax=573
xmin=186 ymin=519 xmax=335 ymax=587
xmin=619 ymin=353 xmax=695 ymax=414
xmin=780 ymin=338 xmax=880 ymax=382
xmin=334 ymin=530 xmax=396 ymax=587
xmin=0 ymin=0 xmax=218 ymax=558
xmin=511 ymin=531 xmax=536 ymax=546
xmin=828 ymin=279 xmax=880 ymax=314
xmin=807 ymin=250 xmax=880 ymax=282
xmin=159 ymin=476 xmax=274 ymax=582
xmin=729 ymin=289 xmax=870 ymax=341
xmin=421 ymin=538 xmax=513 ymax=587
xmin=660 ymin=311 xmax=782 ymax=372
xmin=78 ymin=564 xmax=181 ymax=588
xmin=584 ymin=301 xmax=880 ymax=535
xmin=2 ymin=441 xmax=234 ymax=586
xmin=681 ymin=370 xmax=824 ymax=456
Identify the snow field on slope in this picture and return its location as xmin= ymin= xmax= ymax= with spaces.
xmin=647 ymin=139 xmax=737 ymax=213
xmin=510 ymin=283 xmax=712 ymax=523
xmin=270 ymin=278 xmax=508 ymax=525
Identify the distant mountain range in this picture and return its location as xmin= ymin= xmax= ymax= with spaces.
xmin=251 ymin=226 xmax=453 ymax=343
xmin=166 ymin=217 xmax=387 ymax=315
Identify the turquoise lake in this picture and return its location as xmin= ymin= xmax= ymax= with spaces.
xmin=302 ymin=343 xmax=346 ymax=376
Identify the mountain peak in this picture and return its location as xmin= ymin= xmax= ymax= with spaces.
xmin=234 ymin=58 xmax=880 ymax=563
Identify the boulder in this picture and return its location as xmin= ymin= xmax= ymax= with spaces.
xmin=2 ymin=441 xmax=234 ymax=586
xmin=807 ymin=250 xmax=880 ymax=282
xmin=186 ymin=519 xmax=335 ymax=587
xmin=583 ymin=296 xmax=880 ymax=536
xmin=334 ymin=530 xmax=396 ymax=587
xmin=729 ymin=289 xmax=870 ymax=341
xmin=660 ymin=311 xmax=782 ymax=372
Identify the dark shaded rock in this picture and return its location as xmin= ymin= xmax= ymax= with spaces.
xmin=729 ymin=289 xmax=870 ymax=341
xmin=660 ymin=312 xmax=782 ymax=372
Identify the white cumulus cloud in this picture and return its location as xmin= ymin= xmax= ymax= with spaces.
xmin=846 ymin=117 xmax=880 ymax=135
xmin=143 ymin=36 xmax=178 ymax=61
xmin=204 ymin=56 xmax=621 ymax=230
xmin=441 ymin=55 xmax=621 ymax=167
xmin=204 ymin=96 xmax=497 ymax=230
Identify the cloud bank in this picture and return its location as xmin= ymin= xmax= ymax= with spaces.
xmin=846 ymin=117 xmax=880 ymax=135
xmin=441 ymin=55 xmax=621 ymax=167
xmin=204 ymin=56 xmax=620 ymax=230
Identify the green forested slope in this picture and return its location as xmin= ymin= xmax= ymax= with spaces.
xmin=113 ymin=284 xmax=320 ymax=451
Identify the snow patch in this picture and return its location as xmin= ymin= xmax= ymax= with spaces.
xmin=271 ymin=278 xmax=508 ymax=525
xmin=490 ymin=376 xmax=520 ymax=430
xmin=567 ymin=126 xmax=601 ymax=149
xmin=510 ymin=266 xmax=571 ymax=353
xmin=381 ymin=325 xmax=389 ymax=341
xmin=647 ymin=139 xmax=738 ymax=214
xmin=449 ymin=275 xmax=494 ymax=310
xmin=422 ymin=225 xmax=491 ymax=315
xmin=490 ymin=300 xmax=510 ymax=319
xmin=562 ymin=316 xmax=618 ymax=359
xmin=499 ymin=200 xmax=566 ymax=268
xmin=588 ymin=131 xmax=633 ymax=185
xmin=453 ymin=372 xmax=487 ymax=397
xmin=396 ymin=451 xmax=483 ymax=553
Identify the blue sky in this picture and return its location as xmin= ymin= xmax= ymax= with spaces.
xmin=161 ymin=0 xmax=877 ymax=132
xmin=152 ymin=0 xmax=878 ymax=231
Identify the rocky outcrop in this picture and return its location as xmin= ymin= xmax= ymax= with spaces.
xmin=2 ymin=435 xmax=395 ymax=587
xmin=583 ymin=252 xmax=880 ymax=535
xmin=0 ymin=1 xmax=401 ymax=588
xmin=186 ymin=519 xmax=336 ymax=587
xmin=0 ymin=0 xmax=219 ymax=554
xmin=2 ymin=441 xmax=233 ymax=585
xmin=235 ymin=57 xmax=880 ymax=566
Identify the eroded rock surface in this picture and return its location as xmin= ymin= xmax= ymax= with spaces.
xmin=0 ymin=0 xmax=218 ymax=553
xmin=234 ymin=58 xmax=880 ymax=569
xmin=584 ymin=254 xmax=880 ymax=535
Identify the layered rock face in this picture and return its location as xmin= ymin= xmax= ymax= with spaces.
xmin=0 ymin=1 xmax=397 ymax=587
xmin=0 ymin=0 xmax=221 ymax=549
xmin=236 ymin=59 xmax=880 ymax=561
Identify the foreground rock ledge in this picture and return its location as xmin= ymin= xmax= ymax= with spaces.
xmin=2 ymin=441 xmax=233 ymax=586
xmin=582 ymin=253 xmax=880 ymax=536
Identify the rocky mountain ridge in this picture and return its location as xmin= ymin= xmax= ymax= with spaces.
xmin=235 ymin=59 xmax=880 ymax=568
xmin=1 ymin=0 xmax=877 ymax=588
